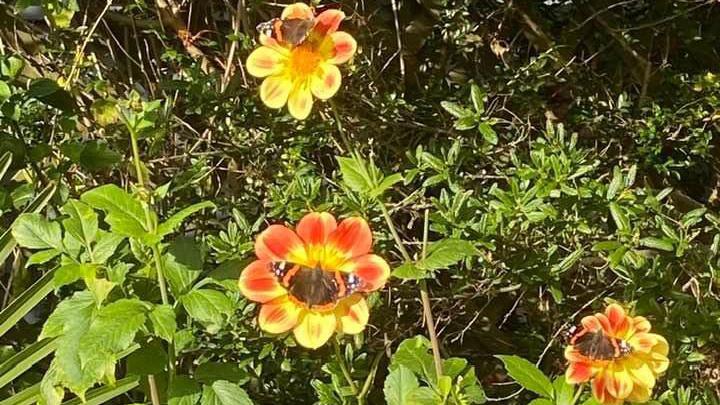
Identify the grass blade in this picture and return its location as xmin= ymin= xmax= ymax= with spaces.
xmin=0 ymin=270 xmax=54 ymax=337
xmin=0 ymin=382 xmax=40 ymax=405
xmin=61 ymin=376 xmax=140 ymax=405
xmin=0 ymin=152 xmax=12 ymax=182
xmin=0 ymin=338 xmax=57 ymax=389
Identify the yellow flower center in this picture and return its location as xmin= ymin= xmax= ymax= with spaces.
xmin=288 ymin=45 xmax=322 ymax=78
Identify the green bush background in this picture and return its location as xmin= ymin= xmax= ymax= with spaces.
xmin=0 ymin=0 xmax=719 ymax=403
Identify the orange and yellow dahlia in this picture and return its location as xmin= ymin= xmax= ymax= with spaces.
xmin=238 ymin=212 xmax=390 ymax=349
xmin=245 ymin=3 xmax=357 ymax=120
xmin=565 ymin=304 xmax=670 ymax=405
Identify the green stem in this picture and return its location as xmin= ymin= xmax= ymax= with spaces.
xmin=332 ymin=339 xmax=358 ymax=396
xmin=329 ymin=100 xmax=353 ymax=154
xmin=571 ymin=384 xmax=584 ymax=405
xmin=356 ymin=351 xmax=383 ymax=405
xmin=378 ymin=203 xmax=443 ymax=378
xmin=127 ymin=119 xmax=176 ymax=381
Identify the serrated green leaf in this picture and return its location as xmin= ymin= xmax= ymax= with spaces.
xmin=200 ymin=380 xmax=253 ymax=405
xmin=156 ymin=201 xmax=215 ymax=238
xmin=12 ymin=213 xmax=63 ymax=251
xmin=337 ymin=156 xmax=373 ymax=194
xmin=61 ymin=200 xmax=98 ymax=248
xmin=181 ymin=289 xmax=233 ymax=334
xmin=418 ymin=239 xmax=478 ymax=271
xmin=392 ymin=262 xmax=429 ymax=280
xmin=370 ymin=173 xmax=403 ymax=198
xmin=81 ymin=185 xmax=150 ymax=239
xmin=384 ymin=365 xmax=419 ymax=405
xmin=168 ymin=376 xmax=202 ymax=405
xmin=495 ymin=355 xmax=553 ymax=399
xmin=149 ymin=304 xmax=176 ymax=343
xmin=26 ymin=248 xmax=61 ymax=267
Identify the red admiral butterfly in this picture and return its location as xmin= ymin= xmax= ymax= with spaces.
xmin=256 ymin=17 xmax=315 ymax=46
xmin=270 ymin=261 xmax=363 ymax=309
xmin=566 ymin=325 xmax=633 ymax=361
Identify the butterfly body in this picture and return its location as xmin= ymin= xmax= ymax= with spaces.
xmin=256 ymin=17 xmax=315 ymax=46
xmin=269 ymin=261 xmax=363 ymax=309
xmin=569 ymin=327 xmax=633 ymax=360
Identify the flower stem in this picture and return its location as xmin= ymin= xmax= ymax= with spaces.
xmin=127 ymin=120 xmax=176 ymax=381
xmin=571 ymin=384 xmax=584 ymax=405
xmin=378 ymin=203 xmax=443 ymax=378
xmin=356 ymin=350 xmax=383 ymax=405
xmin=332 ymin=339 xmax=358 ymax=396
xmin=329 ymin=100 xmax=353 ymax=154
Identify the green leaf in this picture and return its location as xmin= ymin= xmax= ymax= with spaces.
xmin=417 ymin=239 xmax=478 ymax=271
xmin=91 ymin=231 xmax=125 ymax=264
xmin=26 ymin=248 xmax=62 ymax=267
xmin=200 ymin=380 xmax=253 ymax=405
xmin=440 ymin=101 xmax=472 ymax=119
xmin=591 ymin=240 xmax=622 ymax=252
xmin=553 ymin=377 xmax=575 ymax=405
xmin=370 ymin=173 xmax=403 ymax=198
xmin=0 ymin=182 xmax=57 ymax=265
xmin=156 ymin=201 xmax=215 ymax=239
xmin=195 ymin=362 xmax=248 ymax=384
xmin=550 ymin=247 xmax=585 ymax=275
xmin=149 ymin=304 xmax=177 ymax=343
xmin=442 ymin=357 xmax=467 ymax=379
xmin=1 ymin=56 xmax=24 ymax=79
xmin=639 ymin=237 xmax=674 ymax=252
xmin=164 ymin=237 xmax=203 ymax=297
xmin=181 ymin=289 xmax=234 ymax=333
xmin=81 ymin=185 xmax=150 ymax=239
xmin=470 ymin=84 xmax=485 ymax=114
xmin=528 ymin=400 xmax=553 ymax=405
xmin=337 ymin=156 xmax=373 ymax=194
xmin=608 ymin=203 xmax=630 ymax=233
xmin=52 ymin=263 xmax=96 ymax=288
xmin=12 ymin=213 xmax=63 ymax=250
xmin=478 ymin=122 xmax=498 ymax=145
xmin=407 ymin=387 xmax=440 ymax=405
xmin=0 ymin=81 xmax=10 ymax=103
xmin=384 ymin=365 xmax=419 ymax=405
xmin=61 ymin=200 xmax=98 ymax=247
xmin=168 ymin=376 xmax=202 ymax=405
xmin=26 ymin=78 xmax=76 ymax=113
xmin=390 ymin=336 xmax=436 ymax=386
xmin=392 ymin=262 xmax=429 ymax=280
xmin=495 ymin=355 xmax=553 ymax=399
xmin=606 ymin=166 xmax=623 ymax=200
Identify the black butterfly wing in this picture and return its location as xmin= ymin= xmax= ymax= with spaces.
xmin=574 ymin=331 xmax=617 ymax=360
xmin=280 ymin=18 xmax=315 ymax=45
xmin=288 ymin=267 xmax=339 ymax=307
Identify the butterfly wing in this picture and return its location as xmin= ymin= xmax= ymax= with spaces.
xmin=288 ymin=267 xmax=339 ymax=308
xmin=574 ymin=331 xmax=619 ymax=360
xmin=280 ymin=18 xmax=315 ymax=45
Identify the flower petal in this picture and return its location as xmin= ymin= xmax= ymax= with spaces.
xmin=626 ymin=381 xmax=652 ymax=403
xmin=259 ymin=296 xmax=301 ymax=334
xmin=624 ymin=356 xmax=656 ymax=389
xmin=327 ymin=217 xmax=372 ymax=259
xmin=281 ymin=2 xmax=314 ymax=20
xmin=603 ymin=365 xmax=634 ymax=399
xmin=260 ymin=75 xmax=293 ymax=109
xmin=632 ymin=316 xmax=652 ymax=334
xmin=628 ymin=332 xmax=658 ymax=354
xmin=592 ymin=376 xmax=623 ymax=405
xmin=566 ymin=360 xmax=594 ymax=384
xmin=605 ymin=304 xmax=631 ymax=337
xmin=314 ymin=9 xmax=345 ymax=36
xmin=340 ymin=254 xmax=389 ymax=292
xmin=293 ymin=310 xmax=337 ymax=349
xmin=328 ymin=32 xmax=357 ymax=64
xmin=335 ymin=294 xmax=369 ymax=334
xmin=297 ymin=212 xmax=337 ymax=246
xmin=580 ymin=315 xmax=603 ymax=332
xmin=246 ymin=46 xmax=287 ymax=78
xmin=239 ymin=260 xmax=287 ymax=303
xmin=287 ymin=82 xmax=314 ymax=120
xmin=311 ymin=64 xmax=341 ymax=100
xmin=255 ymin=224 xmax=305 ymax=261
